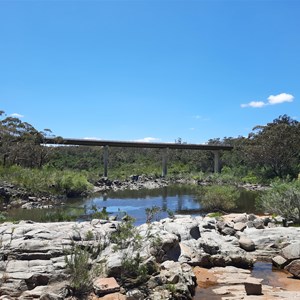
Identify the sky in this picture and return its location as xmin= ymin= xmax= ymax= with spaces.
xmin=0 ymin=0 xmax=299 ymax=144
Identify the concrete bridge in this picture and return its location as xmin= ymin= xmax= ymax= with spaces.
xmin=43 ymin=137 xmax=233 ymax=177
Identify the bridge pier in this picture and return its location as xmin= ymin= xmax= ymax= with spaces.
xmin=103 ymin=145 xmax=109 ymax=177
xmin=162 ymin=148 xmax=168 ymax=177
xmin=213 ymin=150 xmax=220 ymax=173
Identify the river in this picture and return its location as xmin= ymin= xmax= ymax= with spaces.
xmin=6 ymin=185 xmax=259 ymax=224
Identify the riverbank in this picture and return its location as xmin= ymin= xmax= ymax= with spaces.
xmin=1 ymin=213 xmax=300 ymax=299
xmin=1 ymin=175 xmax=266 ymax=214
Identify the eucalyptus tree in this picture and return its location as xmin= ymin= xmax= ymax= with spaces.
xmin=245 ymin=115 xmax=300 ymax=179
xmin=0 ymin=111 xmax=51 ymax=168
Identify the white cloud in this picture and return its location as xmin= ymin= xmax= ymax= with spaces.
xmin=189 ymin=127 xmax=195 ymax=131
xmin=241 ymin=93 xmax=295 ymax=108
xmin=267 ymin=93 xmax=294 ymax=105
xmin=10 ymin=113 xmax=24 ymax=118
xmin=133 ymin=137 xmax=161 ymax=143
xmin=241 ymin=101 xmax=266 ymax=108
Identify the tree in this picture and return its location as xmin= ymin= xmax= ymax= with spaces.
xmin=0 ymin=111 xmax=52 ymax=168
xmin=244 ymin=115 xmax=300 ymax=179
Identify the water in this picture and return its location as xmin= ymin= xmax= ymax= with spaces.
xmin=5 ymin=185 xmax=259 ymax=224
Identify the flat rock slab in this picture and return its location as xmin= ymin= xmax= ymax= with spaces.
xmin=93 ymin=277 xmax=120 ymax=296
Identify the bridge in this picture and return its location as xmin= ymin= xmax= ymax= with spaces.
xmin=42 ymin=137 xmax=233 ymax=177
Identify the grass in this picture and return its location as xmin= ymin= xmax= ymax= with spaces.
xmin=0 ymin=165 xmax=93 ymax=197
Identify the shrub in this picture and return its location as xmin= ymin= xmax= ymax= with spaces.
xmin=199 ymin=185 xmax=240 ymax=212
xmin=64 ymin=244 xmax=91 ymax=296
xmin=110 ymin=216 xmax=141 ymax=251
xmin=259 ymin=180 xmax=300 ymax=223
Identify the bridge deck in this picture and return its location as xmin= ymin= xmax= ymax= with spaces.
xmin=43 ymin=137 xmax=233 ymax=151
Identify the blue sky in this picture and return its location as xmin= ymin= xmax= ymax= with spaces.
xmin=0 ymin=0 xmax=299 ymax=144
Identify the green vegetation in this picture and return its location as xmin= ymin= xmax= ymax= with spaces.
xmin=0 ymin=165 xmax=92 ymax=197
xmin=145 ymin=205 xmax=161 ymax=223
xmin=110 ymin=215 xmax=142 ymax=251
xmin=1 ymin=110 xmax=300 ymax=223
xmin=199 ymin=185 xmax=240 ymax=212
xmin=258 ymin=180 xmax=300 ymax=224
xmin=65 ymin=244 xmax=91 ymax=295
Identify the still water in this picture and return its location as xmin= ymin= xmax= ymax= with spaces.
xmin=5 ymin=185 xmax=259 ymax=225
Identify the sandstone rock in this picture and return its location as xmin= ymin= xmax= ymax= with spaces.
xmin=163 ymin=218 xmax=200 ymax=241
xmin=272 ymin=255 xmax=288 ymax=268
xmin=234 ymin=222 xmax=247 ymax=232
xmin=281 ymin=242 xmax=300 ymax=261
xmin=253 ymin=219 xmax=264 ymax=229
xmin=239 ymin=235 xmax=255 ymax=252
xmin=40 ymin=292 xmax=63 ymax=300
xmin=285 ymin=259 xmax=300 ymax=278
xmin=221 ymin=227 xmax=236 ymax=236
xmin=93 ymin=277 xmax=120 ymax=296
xmin=244 ymin=277 xmax=262 ymax=295
xmin=233 ymin=214 xmax=248 ymax=223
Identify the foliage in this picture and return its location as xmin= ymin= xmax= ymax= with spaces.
xmin=245 ymin=115 xmax=300 ymax=179
xmin=120 ymin=253 xmax=148 ymax=284
xmin=110 ymin=216 xmax=142 ymax=251
xmin=0 ymin=111 xmax=53 ymax=168
xmin=90 ymin=206 xmax=109 ymax=220
xmin=199 ymin=185 xmax=240 ymax=212
xmin=145 ymin=206 xmax=161 ymax=223
xmin=207 ymin=211 xmax=223 ymax=218
xmin=64 ymin=244 xmax=92 ymax=296
xmin=259 ymin=180 xmax=300 ymax=223
xmin=0 ymin=165 xmax=92 ymax=197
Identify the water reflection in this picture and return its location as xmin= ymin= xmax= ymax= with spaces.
xmin=5 ymin=185 xmax=260 ymax=225
xmin=84 ymin=186 xmax=201 ymax=225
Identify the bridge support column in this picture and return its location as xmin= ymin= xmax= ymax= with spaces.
xmin=213 ymin=150 xmax=220 ymax=173
xmin=162 ymin=148 xmax=168 ymax=177
xmin=103 ymin=145 xmax=109 ymax=177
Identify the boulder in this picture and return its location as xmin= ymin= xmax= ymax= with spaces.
xmin=281 ymin=242 xmax=300 ymax=261
xmin=285 ymin=259 xmax=300 ymax=278
xmin=163 ymin=218 xmax=200 ymax=241
xmin=233 ymin=214 xmax=248 ymax=223
xmin=272 ymin=255 xmax=288 ymax=269
xmin=253 ymin=219 xmax=265 ymax=229
xmin=234 ymin=222 xmax=247 ymax=232
xmin=239 ymin=236 xmax=255 ymax=252
xmin=93 ymin=277 xmax=120 ymax=296
xmin=244 ymin=277 xmax=262 ymax=295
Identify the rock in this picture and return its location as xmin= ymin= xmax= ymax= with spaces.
xmin=247 ymin=214 xmax=257 ymax=221
xmin=239 ymin=235 xmax=255 ymax=252
xmin=285 ymin=259 xmax=300 ymax=278
xmin=272 ymin=255 xmax=288 ymax=268
xmin=93 ymin=277 xmax=120 ymax=296
xmin=281 ymin=242 xmax=300 ymax=261
xmin=163 ymin=218 xmax=200 ymax=241
xmin=126 ymin=288 xmax=145 ymax=299
xmin=40 ymin=293 xmax=63 ymax=300
xmin=233 ymin=214 xmax=248 ymax=223
xmin=221 ymin=227 xmax=236 ymax=236
xmin=234 ymin=222 xmax=247 ymax=232
xmin=105 ymin=252 xmax=123 ymax=277
xmin=253 ymin=219 xmax=265 ymax=229
xmin=97 ymin=293 xmax=127 ymax=300
xmin=244 ymin=277 xmax=262 ymax=295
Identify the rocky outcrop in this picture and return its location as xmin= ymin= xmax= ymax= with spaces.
xmin=1 ymin=214 xmax=300 ymax=299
